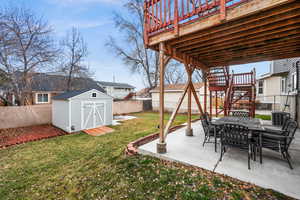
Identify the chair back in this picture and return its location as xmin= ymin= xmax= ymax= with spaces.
xmin=201 ymin=112 xmax=211 ymax=122
xmin=201 ymin=117 xmax=210 ymax=135
xmin=285 ymin=120 xmax=298 ymax=148
xmin=230 ymin=111 xmax=250 ymax=118
xmin=281 ymin=115 xmax=291 ymax=131
xmin=220 ymin=123 xmax=250 ymax=148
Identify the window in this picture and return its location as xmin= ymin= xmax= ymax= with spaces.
xmin=281 ymin=77 xmax=287 ymax=93
xmin=291 ymin=72 xmax=297 ymax=92
xmin=258 ymin=80 xmax=264 ymax=94
xmin=36 ymin=93 xmax=49 ymax=103
xmin=92 ymin=93 xmax=97 ymax=97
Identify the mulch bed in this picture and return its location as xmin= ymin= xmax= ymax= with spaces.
xmin=0 ymin=125 xmax=69 ymax=148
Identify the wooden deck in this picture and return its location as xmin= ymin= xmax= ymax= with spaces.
xmin=145 ymin=0 xmax=300 ymax=68
xmin=144 ymin=0 xmax=299 ymax=154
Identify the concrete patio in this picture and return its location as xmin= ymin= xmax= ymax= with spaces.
xmin=138 ymin=120 xmax=300 ymax=199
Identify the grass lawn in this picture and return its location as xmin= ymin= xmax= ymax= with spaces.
xmin=0 ymin=112 xmax=291 ymax=200
xmin=255 ymin=114 xmax=272 ymax=121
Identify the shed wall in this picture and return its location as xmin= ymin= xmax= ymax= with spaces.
xmin=52 ymin=100 xmax=69 ymax=132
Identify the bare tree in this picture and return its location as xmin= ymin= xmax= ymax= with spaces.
xmin=193 ymin=69 xmax=204 ymax=83
xmin=106 ymin=0 xmax=184 ymax=89
xmin=59 ymin=27 xmax=89 ymax=91
xmin=165 ymin=61 xmax=186 ymax=85
xmin=0 ymin=7 xmax=57 ymax=105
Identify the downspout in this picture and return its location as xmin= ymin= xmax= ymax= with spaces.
xmin=295 ymin=61 xmax=300 ymax=122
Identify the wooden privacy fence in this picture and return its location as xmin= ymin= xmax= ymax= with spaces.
xmin=0 ymin=100 xmax=152 ymax=129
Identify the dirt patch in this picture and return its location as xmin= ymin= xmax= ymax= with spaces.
xmin=0 ymin=124 xmax=68 ymax=148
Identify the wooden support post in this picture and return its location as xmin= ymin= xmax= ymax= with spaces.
xmin=204 ymin=71 xmax=207 ymax=114
xmin=209 ymin=91 xmax=212 ymax=117
xmin=186 ymin=64 xmax=193 ymax=136
xmin=215 ymin=91 xmax=218 ymax=117
xmin=157 ymin=42 xmax=167 ymax=153
xmin=164 ymin=82 xmax=189 ymax=139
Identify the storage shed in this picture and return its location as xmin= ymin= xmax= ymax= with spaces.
xmin=52 ymin=88 xmax=113 ymax=133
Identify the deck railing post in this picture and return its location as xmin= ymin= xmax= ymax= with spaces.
xmin=220 ymin=0 xmax=226 ymax=21
xmin=174 ymin=0 xmax=179 ymax=36
xmin=157 ymin=42 xmax=167 ymax=154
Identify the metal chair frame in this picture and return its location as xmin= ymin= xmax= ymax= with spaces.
xmin=219 ymin=123 xmax=254 ymax=170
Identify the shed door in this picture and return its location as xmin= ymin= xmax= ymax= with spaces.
xmin=82 ymin=101 xmax=106 ymax=130
xmin=95 ymin=102 xmax=105 ymax=127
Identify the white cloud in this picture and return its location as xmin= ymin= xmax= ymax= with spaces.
xmin=51 ymin=19 xmax=112 ymax=36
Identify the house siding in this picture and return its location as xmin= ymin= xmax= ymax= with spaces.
xmin=151 ymin=87 xmax=218 ymax=113
xmin=274 ymin=57 xmax=300 ymax=94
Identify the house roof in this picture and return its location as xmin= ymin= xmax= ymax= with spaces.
xmin=20 ymin=73 xmax=105 ymax=93
xmin=150 ymin=83 xmax=204 ymax=92
xmin=97 ymin=81 xmax=135 ymax=89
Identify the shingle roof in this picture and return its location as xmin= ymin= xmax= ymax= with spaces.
xmin=150 ymin=83 xmax=204 ymax=92
xmin=24 ymin=73 xmax=105 ymax=93
xmin=97 ymin=81 xmax=135 ymax=89
xmin=52 ymin=88 xmax=95 ymax=100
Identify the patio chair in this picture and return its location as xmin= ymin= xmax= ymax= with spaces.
xmin=219 ymin=123 xmax=254 ymax=170
xmin=258 ymin=120 xmax=298 ymax=169
xmin=201 ymin=112 xmax=221 ymax=152
xmin=263 ymin=114 xmax=291 ymax=135
xmin=230 ymin=111 xmax=250 ymax=118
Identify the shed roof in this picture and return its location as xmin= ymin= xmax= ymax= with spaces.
xmin=52 ymin=88 xmax=101 ymax=100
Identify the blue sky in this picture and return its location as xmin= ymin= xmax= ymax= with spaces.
xmin=3 ymin=0 xmax=270 ymax=90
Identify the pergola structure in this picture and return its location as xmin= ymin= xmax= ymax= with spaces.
xmin=143 ymin=0 xmax=300 ymax=153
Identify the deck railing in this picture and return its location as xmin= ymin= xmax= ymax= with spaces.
xmin=232 ymin=70 xmax=256 ymax=86
xmin=144 ymin=0 xmax=250 ymax=43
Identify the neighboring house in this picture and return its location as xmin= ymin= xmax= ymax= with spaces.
xmin=256 ymin=57 xmax=300 ymax=114
xmin=256 ymin=73 xmax=282 ymax=109
xmin=97 ymin=81 xmax=135 ymax=99
xmin=1 ymin=72 xmax=105 ymax=105
xmin=150 ymin=83 xmax=219 ymax=113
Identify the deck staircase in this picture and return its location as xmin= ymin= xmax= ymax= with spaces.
xmin=207 ymin=67 xmax=256 ymax=117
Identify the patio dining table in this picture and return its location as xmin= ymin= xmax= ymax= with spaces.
xmin=212 ymin=116 xmax=264 ymax=131
xmin=211 ymin=116 xmax=265 ymax=153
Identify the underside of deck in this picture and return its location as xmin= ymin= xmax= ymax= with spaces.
xmin=147 ymin=0 xmax=300 ymax=68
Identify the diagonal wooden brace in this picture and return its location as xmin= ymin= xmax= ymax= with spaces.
xmin=190 ymin=82 xmax=204 ymax=116
xmin=164 ymin=81 xmax=189 ymax=139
